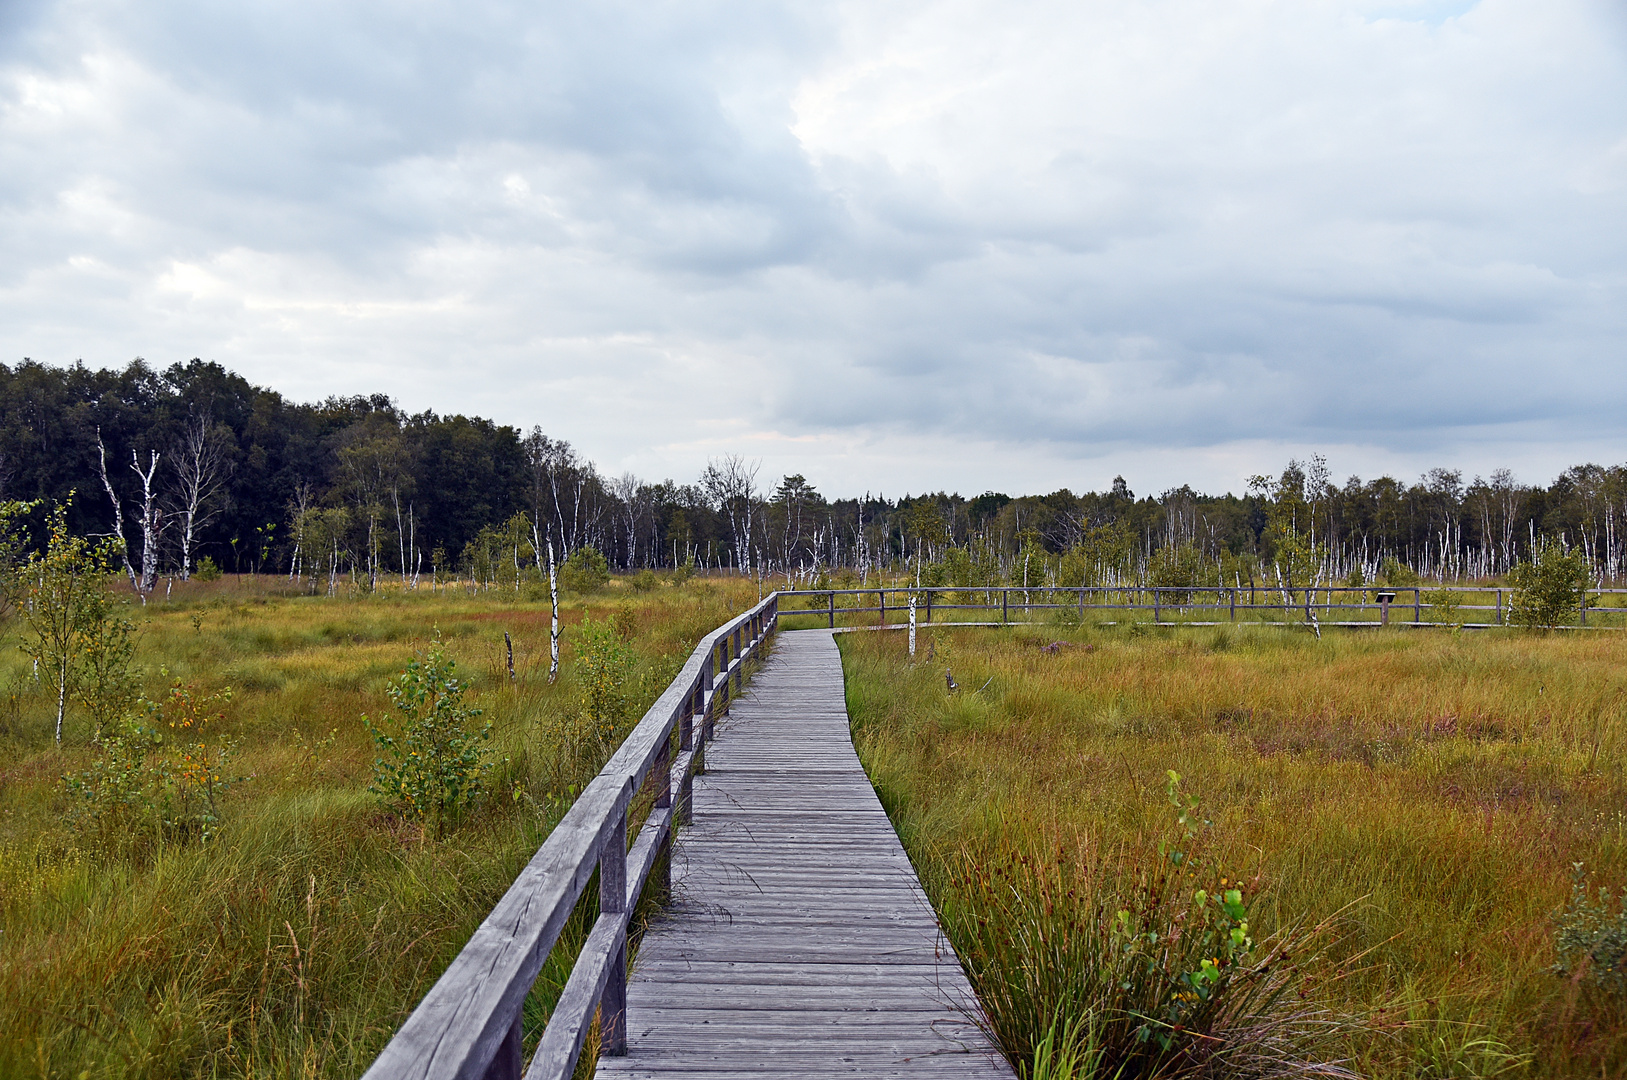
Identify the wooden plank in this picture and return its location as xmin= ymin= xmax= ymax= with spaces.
xmin=625 ymin=1009 xmax=982 ymax=1029
xmin=596 ymin=1051 xmax=1013 ymax=1075
xmin=595 ymin=629 xmax=1014 ymax=1080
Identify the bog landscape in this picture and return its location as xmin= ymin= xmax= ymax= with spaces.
xmin=1 ymin=360 xmax=1624 ymax=1079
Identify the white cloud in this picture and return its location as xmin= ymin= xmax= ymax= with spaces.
xmin=0 ymin=0 xmax=1624 ymax=497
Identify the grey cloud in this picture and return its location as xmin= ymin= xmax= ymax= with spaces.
xmin=1 ymin=0 xmax=1625 ymax=496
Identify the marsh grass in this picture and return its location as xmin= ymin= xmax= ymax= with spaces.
xmin=840 ymin=623 xmax=1627 ymax=1077
xmin=0 ymin=573 xmax=757 ymax=1078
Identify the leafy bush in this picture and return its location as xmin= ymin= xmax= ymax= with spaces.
xmin=1379 ymin=556 xmax=1419 ymax=587
xmin=1148 ymin=543 xmax=1204 ymax=605
xmin=63 ymin=678 xmax=236 ymax=849
xmin=13 ymin=498 xmax=128 ymax=744
xmin=1424 ymin=587 xmax=1464 ymax=626
xmin=154 ymin=678 xmax=236 ymax=841
xmin=365 ymin=636 xmax=491 ymax=835
xmin=62 ymin=718 xmax=164 ymax=854
xmin=631 ymin=569 xmax=659 ymax=592
xmin=194 ymin=556 xmax=222 ymax=581
xmin=574 ymin=616 xmax=633 ymax=746
xmin=559 ymin=546 xmax=610 ymax=593
xmin=1509 ymin=540 xmax=1592 ymax=629
xmin=1553 ymin=863 xmax=1627 ymax=999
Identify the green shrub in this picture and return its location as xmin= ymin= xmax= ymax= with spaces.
xmin=194 ymin=556 xmax=222 ymax=581
xmin=1380 ymin=556 xmax=1419 ymax=587
xmin=1553 ymin=863 xmax=1627 ymax=999
xmin=559 ymin=546 xmax=610 ymax=593
xmin=631 ymin=569 xmax=659 ymax=592
xmin=365 ymin=636 xmax=491 ymax=836
xmin=1509 ymin=540 xmax=1592 ymax=630
xmin=63 ymin=678 xmax=237 ymax=849
xmin=62 ymin=718 xmax=164 ymax=854
xmin=1148 ymin=542 xmax=1203 ymax=605
xmin=574 ymin=616 xmax=632 ymax=746
xmin=1424 ymin=586 xmax=1465 ymax=626
xmin=152 ymin=678 xmax=236 ymax=842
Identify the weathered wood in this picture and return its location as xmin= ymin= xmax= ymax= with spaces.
xmin=365 ymin=596 xmax=777 ymax=1080
xmin=601 ymin=805 xmax=630 ymax=1057
xmin=600 ymin=630 xmax=1014 ymax=1079
xmin=360 ymin=774 xmax=635 ymax=1080
xmin=525 ymin=914 xmax=629 ymax=1080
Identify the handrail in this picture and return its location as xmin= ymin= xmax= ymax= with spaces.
xmin=362 ymin=593 xmax=779 ymax=1080
xmin=774 ymin=585 xmax=1624 ymax=628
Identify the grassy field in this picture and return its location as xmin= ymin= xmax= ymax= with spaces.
xmin=839 ymin=622 xmax=1627 ymax=1078
xmin=0 ymin=573 xmax=761 ymax=1079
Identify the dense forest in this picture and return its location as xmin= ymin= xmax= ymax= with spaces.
xmin=3 ymin=358 xmax=1625 ymax=590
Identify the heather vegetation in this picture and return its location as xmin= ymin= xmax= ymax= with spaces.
xmin=0 ymin=569 xmax=759 ymax=1077
xmin=840 ymin=624 xmax=1627 ymax=1078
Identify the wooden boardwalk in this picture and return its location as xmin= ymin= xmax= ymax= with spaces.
xmin=597 ymin=629 xmax=1014 ymax=1080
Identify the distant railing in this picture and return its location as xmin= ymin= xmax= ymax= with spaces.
xmin=775 ymin=586 xmax=1627 ymax=628
xmin=361 ymin=594 xmax=778 ymax=1080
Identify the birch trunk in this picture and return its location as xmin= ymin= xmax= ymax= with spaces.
xmin=95 ymin=430 xmax=140 ymax=591
xmin=131 ymin=449 xmax=162 ymax=593
xmin=547 ymin=539 xmax=560 ymax=683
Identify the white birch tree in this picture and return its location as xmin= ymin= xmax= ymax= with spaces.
xmin=170 ymin=412 xmax=234 ymax=580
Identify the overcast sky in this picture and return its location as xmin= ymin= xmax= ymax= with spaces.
xmin=2 ymin=0 xmax=1624 ymax=499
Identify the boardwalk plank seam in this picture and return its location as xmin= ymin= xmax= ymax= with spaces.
xmin=597 ymin=629 xmax=1014 ymax=1079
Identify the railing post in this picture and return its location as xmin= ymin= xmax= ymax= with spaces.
xmin=653 ymin=719 xmax=673 ymax=895
xmin=599 ymin=805 xmax=629 ymax=1057
xmin=480 ymin=1013 xmax=523 ymax=1080
xmin=717 ymin=636 xmax=731 ymax=719
xmin=1414 ymin=588 xmax=1421 ymax=624
xmin=679 ymin=680 xmax=696 ymax=824
xmin=925 ymin=588 xmax=933 ymax=623
xmin=1154 ymin=588 xmax=1161 ymax=623
xmin=1002 ymin=588 xmax=1008 ymax=624
xmin=829 ymin=589 xmax=835 ymax=629
xmin=1230 ymin=588 xmax=1236 ymax=621
xmin=879 ymin=588 xmax=886 ymax=627
xmin=1497 ymin=588 xmax=1503 ymax=625
xmin=701 ymin=650 xmax=716 ymax=747
xmin=732 ymin=625 xmax=744 ymax=695
xmin=681 ymin=678 xmax=697 ymax=752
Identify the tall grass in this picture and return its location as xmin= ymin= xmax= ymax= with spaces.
xmin=0 ymin=573 xmax=758 ymax=1078
xmin=840 ymin=622 xmax=1627 ymax=1078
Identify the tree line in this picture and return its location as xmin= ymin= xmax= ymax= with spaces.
xmin=4 ymin=358 xmax=1626 ymax=590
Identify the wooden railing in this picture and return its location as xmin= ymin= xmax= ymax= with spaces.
xmin=775 ymin=586 xmax=1627 ymax=628
xmin=361 ymin=594 xmax=778 ymax=1080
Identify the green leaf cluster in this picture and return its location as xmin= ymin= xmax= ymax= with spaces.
xmin=9 ymin=497 xmax=138 ymax=744
xmin=1552 ymin=863 xmax=1627 ymax=999
xmin=1509 ymin=539 xmax=1592 ymax=629
xmin=574 ymin=616 xmax=633 ymax=745
xmin=365 ymin=635 xmax=492 ymax=835
xmin=559 ymin=546 xmax=611 ymax=593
